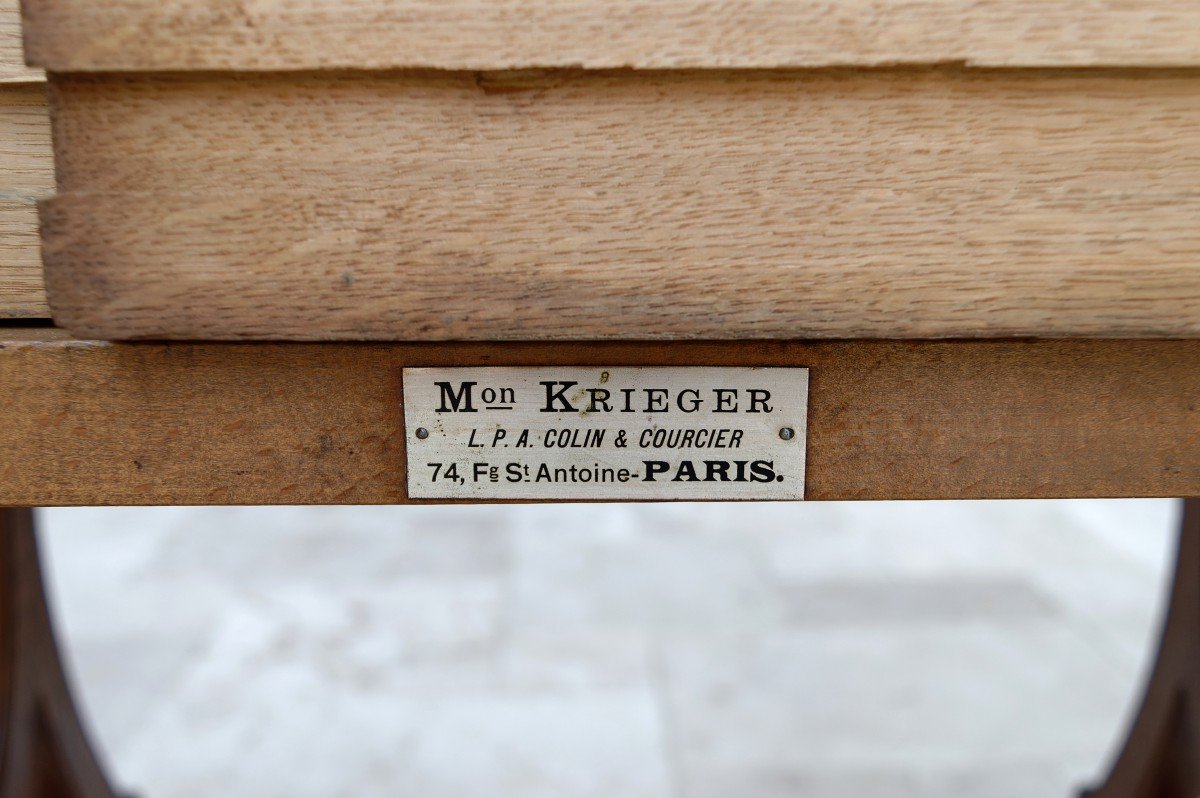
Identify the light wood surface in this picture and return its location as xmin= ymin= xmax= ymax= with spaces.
xmin=0 ymin=83 xmax=50 ymax=318
xmin=0 ymin=0 xmax=49 ymax=317
xmin=0 ymin=0 xmax=39 ymax=83
xmin=0 ymin=0 xmax=47 ymax=316
xmin=42 ymin=70 xmax=1200 ymax=340
xmin=20 ymin=0 xmax=1200 ymax=71
xmin=2 ymin=335 xmax=1199 ymax=504
xmin=0 ymin=199 xmax=44 ymax=316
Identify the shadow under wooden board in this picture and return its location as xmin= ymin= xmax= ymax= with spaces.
xmin=1 ymin=334 xmax=1199 ymax=505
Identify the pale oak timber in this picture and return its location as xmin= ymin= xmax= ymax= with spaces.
xmin=1 ymin=335 xmax=1199 ymax=505
xmin=40 ymin=69 xmax=1200 ymax=341
xmin=0 ymin=0 xmax=39 ymax=83
xmin=19 ymin=0 xmax=1200 ymax=72
xmin=0 ymin=0 xmax=49 ymax=317
xmin=0 ymin=82 xmax=50 ymax=318
xmin=0 ymin=200 xmax=45 ymax=316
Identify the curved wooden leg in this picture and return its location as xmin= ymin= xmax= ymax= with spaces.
xmin=1083 ymin=498 xmax=1200 ymax=798
xmin=0 ymin=503 xmax=1190 ymax=798
xmin=0 ymin=508 xmax=117 ymax=798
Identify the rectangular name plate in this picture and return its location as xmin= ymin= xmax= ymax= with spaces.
xmin=403 ymin=367 xmax=808 ymax=500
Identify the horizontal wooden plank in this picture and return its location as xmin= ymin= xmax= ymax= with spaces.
xmin=0 ymin=83 xmax=50 ymax=317
xmin=42 ymin=70 xmax=1200 ymax=340
xmin=0 ymin=0 xmax=40 ymax=83
xmin=21 ymin=0 xmax=1200 ymax=71
xmin=0 ymin=85 xmax=48 ymax=196
xmin=1 ymin=336 xmax=1199 ymax=505
xmin=0 ymin=200 xmax=46 ymax=315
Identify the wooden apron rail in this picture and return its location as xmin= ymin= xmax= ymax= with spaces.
xmin=7 ymin=1 xmax=1200 ymax=796
xmin=1 ymin=334 xmax=1198 ymax=505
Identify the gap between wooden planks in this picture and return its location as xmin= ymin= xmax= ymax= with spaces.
xmin=40 ymin=68 xmax=1200 ymax=340
xmin=20 ymin=0 xmax=1200 ymax=71
xmin=2 ymin=334 xmax=1199 ymax=505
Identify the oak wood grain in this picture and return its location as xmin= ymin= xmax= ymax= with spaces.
xmin=41 ymin=70 xmax=1200 ymax=340
xmin=0 ymin=83 xmax=49 ymax=318
xmin=0 ymin=0 xmax=39 ymax=83
xmin=2 ymin=336 xmax=1198 ymax=505
xmin=0 ymin=201 xmax=44 ymax=316
xmin=20 ymin=0 xmax=1200 ymax=72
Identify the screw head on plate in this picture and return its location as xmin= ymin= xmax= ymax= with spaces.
xmin=778 ymin=427 xmax=795 ymax=441
xmin=415 ymin=427 xmax=430 ymax=440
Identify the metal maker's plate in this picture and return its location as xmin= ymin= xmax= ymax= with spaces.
xmin=403 ymin=367 xmax=808 ymax=500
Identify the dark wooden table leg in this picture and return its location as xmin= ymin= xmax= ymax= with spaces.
xmin=1083 ymin=498 xmax=1200 ymax=798
xmin=0 ymin=508 xmax=118 ymax=798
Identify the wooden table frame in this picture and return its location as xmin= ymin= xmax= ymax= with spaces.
xmin=3 ymin=334 xmax=1200 ymax=795
xmin=7 ymin=0 xmax=1200 ymax=790
xmin=5 ymin=337 xmax=1200 ymax=504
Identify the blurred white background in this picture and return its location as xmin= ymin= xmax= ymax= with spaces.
xmin=39 ymin=500 xmax=1176 ymax=798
